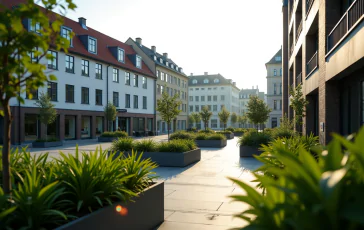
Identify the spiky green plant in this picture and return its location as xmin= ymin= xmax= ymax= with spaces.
xmin=133 ymin=139 xmax=159 ymax=152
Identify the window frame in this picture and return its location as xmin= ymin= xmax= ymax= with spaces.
xmin=143 ymin=96 xmax=147 ymax=109
xmin=113 ymin=91 xmax=119 ymax=107
xmin=81 ymin=59 xmax=89 ymax=76
xmin=29 ymin=19 xmax=41 ymax=34
xmin=65 ymin=84 xmax=75 ymax=103
xmin=65 ymin=55 xmax=74 ymax=73
xmin=125 ymin=94 xmax=131 ymax=108
xmin=134 ymin=74 xmax=139 ymax=87
xmin=118 ymin=48 xmax=125 ymax=62
xmin=136 ymin=55 xmax=142 ymax=69
xmin=95 ymin=89 xmax=103 ymax=106
xmin=134 ymin=95 xmax=138 ymax=109
xmin=142 ymin=76 xmax=147 ymax=89
xmin=61 ymin=26 xmax=73 ymax=47
xmin=113 ymin=68 xmax=119 ymax=83
xmin=88 ymin=36 xmax=97 ymax=54
xmin=81 ymin=87 xmax=89 ymax=104
xmin=47 ymin=50 xmax=58 ymax=70
xmin=47 ymin=82 xmax=58 ymax=102
xmin=95 ymin=63 xmax=102 ymax=79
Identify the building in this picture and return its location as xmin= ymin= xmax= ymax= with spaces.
xmin=188 ymin=73 xmax=240 ymax=130
xmin=1 ymin=0 xmax=156 ymax=144
xmin=282 ymin=0 xmax=364 ymax=144
xmin=266 ymin=49 xmax=283 ymax=128
xmin=125 ymin=38 xmax=188 ymax=134
xmin=239 ymin=87 xmax=265 ymax=128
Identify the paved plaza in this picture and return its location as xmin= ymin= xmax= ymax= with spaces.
xmin=21 ymin=135 xmax=261 ymax=229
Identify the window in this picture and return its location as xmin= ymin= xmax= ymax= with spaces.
xmin=26 ymin=84 xmax=38 ymax=100
xmin=213 ymin=87 xmax=217 ymax=90
xmin=201 ymin=88 xmax=205 ymax=91
xmin=190 ymin=88 xmax=193 ymax=91
xmin=125 ymin=94 xmax=130 ymax=108
xmin=189 ymin=96 xmax=193 ymax=101
xmin=81 ymin=59 xmax=89 ymax=76
xmin=192 ymin=79 xmax=197 ymax=84
xmin=208 ymin=88 xmax=211 ymax=90
xmin=195 ymin=105 xmax=199 ymax=112
xmin=273 ymin=100 xmax=277 ymax=110
xmin=213 ymin=105 xmax=217 ymax=111
xmin=142 ymin=77 xmax=147 ymax=89
xmin=134 ymin=95 xmax=138 ymax=108
xmin=196 ymin=88 xmax=199 ymax=91
xmin=134 ymin=74 xmax=138 ymax=87
xmin=65 ymin=55 xmax=74 ymax=73
xmin=280 ymin=83 xmax=282 ymax=94
xmin=213 ymin=95 xmax=217 ymax=101
xmin=95 ymin=63 xmax=102 ymax=79
xmin=47 ymin=82 xmax=57 ymax=101
xmin=274 ymin=69 xmax=277 ymax=76
xmin=136 ymin=56 xmax=142 ymax=69
xmin=201 ymin=96 xmax=205 ymax=101
xmin=280 ymin=68 xmax=282 ymax=76
xmin=28 ymin=48 xmax=38 ymax=63
xmin=189 ymin=106 xmax=193 ymax=112
xmin=112 ymin=92 xmax=119 ymax=107
xmin=81 ymin=87 xmax=89 ymax=104
xmin=47 ymin=50 xmax=57 ymax=69
xmin=61 ymin=27 xmax=72 ymax=46
xmin=208 ymin=105 xmax=212 ymax=111
xmin=221 ymin=87 xmax=224 ymax=90
xmin=156 ymin=70 xmax=160 ymax=78
xmin=95 ymin=89 xmax=102 ymax=105
xmin=211 ymin=119 xmax=217 ymax=128
xmin=214 ymin=79 xmax=219 ymax=83
xmin=203 ymin=79 xmax=209 ymax=83
xmin=161 ymin=72 xmax=165 ymax=81
xmin=124 ymin=72 xmax=130 ymax=85
xmin=88 ymin=37 xmax=97 ymax=53
xmin=221 ymin=95 xmax=225 ymax=101
xmin=118 ymin=48 xmax=125 ymax=62
xmin=274 ymin=83 xmax=277 ymax=95
xmin=195 ymin=96 xmax=199 ymax=102
xmin=174 ymin=77 xmax=177 ymax=85
xmin=280 ymin=100 xmax=282 ymax=110
xmin=143 ymin=96 xmax=147 ymax=109
xmin=275 ymin=56 xmax=281 ymax=61
xmin=29 ymin=19 xmax=41 ymax=33
xmin=113 ymin=68 xmax=119 ymax=82
xmin=208 ymin=96 xmax=211 ymax=101
xmin=65 ymin=84 xmax=74 ymax=103
xmin=178 ymin=79 xmax=181 ymax=86
xmin=157 ymin=84 xmax=160 ymax=94
xmin=161 ymin=85 xmax=164 ymax=94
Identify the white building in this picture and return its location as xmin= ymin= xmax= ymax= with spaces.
xmin=239 ymin=87 xmax=265 ymax=128
xmin=266 ymin=49 xmax=283 ymax=128
xmin=188 ymin=73 xmax=240 ymax=130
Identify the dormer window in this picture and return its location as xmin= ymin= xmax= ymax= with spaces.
xmin=171 ymin=64 xmax=174 ymax=68
xmin=136 ymin=56 xmax=142 ymax=69
xmin=159 ymin=58 xmax=163 ymax=63
xmin=118 ymin=48 xmax=125 ymax=62
xmin=29 ymin=19 xmax=41 ymax=33
xmin=192 ymin=79 xmax=198 ymax=84
xmin=88 ymin=37 xmax=97 ymax=53
xmin=166 ymin=61 xmax=169 ymax=66
xmin=153 ymin=55 xmax=157 ymax=61
xmin=214 ymin=79 xmax=219 ymax=83
xmin=275 ymin=56 xmax=282 ymax=61
xmin=61 ymin=26 xmax=72 ymax=46
xmin=203 ymin=79 xmax=209 ymax=84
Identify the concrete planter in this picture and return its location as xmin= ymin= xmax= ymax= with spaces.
xmin=56 ymin=182 xmax=164 ymax=230
xmin=98 ymin=136 xmax=118 ymax=142
xmin=195 ymin=139 xmax=227 ymax=148
xmin=110 ymin=149 xmax=201 ymax=167
xmin=233 ymin=132 xmax=244 ymax=137
xmin=240 ymin=145 xmax=263 ymax=157
xmin=224 ymin=133 xmax=234 ymax=140
xmin=32 ymin=141 xmax=63 ymax=148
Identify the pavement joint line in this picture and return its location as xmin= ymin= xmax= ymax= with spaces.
xmin=163 ymin=209 xmax=237 ymax=216
xmin=162 ymin=219 xmax=236 ymax=227
xmin=163 ymin=182 xmax=234 ymax=188
xmin=216 ymin=202 xmax=224 ymax=211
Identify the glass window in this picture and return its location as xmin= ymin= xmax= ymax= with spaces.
xmin=125 ymin=94 xmax=130 ymax=108
xmin=156 ymin=70 xmax=160 ymax=78
xmin=213 ymin=105 xmax=217 ymax=111
xmin=274 ymin=69 xmax=277 ymax=76
xmin=189 ymin=106 xmax=193 ymax=112
xmin=201 ymin=96 xmax=205 ymax=101
xmin=125 ymin=72 xmax=130 ymax=85
xmin=161 ymin=85 xmax=164 ymax=94
xmin=118 ymin=48 xmax=125 ymax=62
xmin=113 ymin=92 xmax=119 ymax=107
xmin=47 ymin=82 xmax=57 ymax=101
xmin=81 ymin=116 xmax=91 ymax=138
xmin=211 ymin=119 xmax=217 ymax=128
xmin=143 ymin=96 xmax=147 ymax=109
xmin=142 ymin=77 xmax=147 ymax=89
xmin=61 ymin=27 xmax=72 ymax=46
xmin=95 ymin=63 xmax=102 ymax=79
xmin=65 ymin=115 xmax=76 ymax=139
xmin=280 ymin=68 xmax=282 ymax=76
xmin=214 ymin=79 xmax=219 ymax=83
xmin=65 ymin=55 xmax=74 ymax=73
xmin=65 ymin=84 xmax=74 ymax=103
xmin=221 ymin=95 xmax=225 ymax=101
xmin=81 ymin=87 xmax=89 ymax=104
xmin=195 ymin=105 xmax=199 ymax=112
xmin=203 ymin=79 xmax=209 ymax=83
xmin=88 ymin=37 xmax=97 ymax=53
xmin=280 ymin=100 xmax=282 ymax=110
xmin=274 ymin=100 xmax=277 ymax=110
xmin=189 ymin=96 xmax=193 ymax=101
xmin=29 ymin=19 xmax=41 ymax=33
xmin=47 ymin=50 xmax=57 ymax=69
xmin=81 ymin=59 xmax=89 ymax=76
xmin=195 ymin=96 xmax=199 ymax=102
xmin=192 ymin=79 xmax=197 ymax=84
xmin=134 ymin=74 xmax=139 ymax=87
xmin=134 ymin=95 xmax=138 ymax=108
xmin=95 ymin=89 xmax=102 ymax=105
xmin=161 ymin=72 xmax=165 ymax=81
xmin=280 ymin=83 xmax=282 ymax=94
xmin=26 ymin=83 xmax=38 ymax=100
xmin=113 ymin=68 xmax=119 ymax=82
xmin=208 ymin=105 xmax=212 ymax=111
xmin=208 ymin=96 xmax=211 ymax=101
xmin=157 ymin=84 xmax=160 ymax=94
xmin=213 ymin=95 xmax=217 ymax=101
xmin=136 ymin=56 xmax=142 ymax=68
xmin=24 ymin=114 xmax=39 ymax=141
xmin=274 ymin=83 xmax=277 ymax=95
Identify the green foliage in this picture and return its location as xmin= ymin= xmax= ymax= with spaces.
xmin=234 ymin=128 xmax=247 ymax=133
xmin=0 ymin=187 xmax=16 ymax=227
xmin=238 ymin=115 xmax=248 ymax=127
xmin=207 ymin=134 xmax=226 ymax=140
xmin=169 ymin=131 xmax=195 ymax=140
xmin=158 ymin=139 xmax=197 ymax=152
xmin=199 ymin=106 xmax=213 ymax=130
xmin=133 ymin=139 xmax=158 ymax=152
xmin=226 ymin=127 xmax=235 ymax=132
xmin=246 ymin=95 xmax=272 ymax=126
xmin=198 ymin=128 xmax=215 ymax=134
xmin=100 ymin=131 xmax=128 ymax=138
xmin=195 ymin=133 xmax=208 ymax=140
xmin=216 ymin=131 xmax=232 ymax=134
xmin=230 ymin=113 xmax=238 ymax=126
xmin=110 ymin=138 xmax=134 ymax=152
xmin=34 ymin=92 xmax=57 ymax=126
xmin=104 ymin=102 xmax=117 ymax=131
xmin=218 ymin=106 xmax=230 ymax=130
xmin=229 ymin=128 xmax=364 ymax=229
xmin=238 ymin=131 xmax=273 ymax=147
xmin=290 ymin=83 xmax=309 ymax=126
xmin=190 ymin=112 xmax=201 ymax=127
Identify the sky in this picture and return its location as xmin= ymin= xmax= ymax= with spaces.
xmin=64 ymin=0 xmax=283 ymax=94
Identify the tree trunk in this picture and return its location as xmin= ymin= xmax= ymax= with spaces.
xmin=167 ymin=122 xmax=170 ymax=141
xmin=2 ymin=102 xmax=12 ymax=194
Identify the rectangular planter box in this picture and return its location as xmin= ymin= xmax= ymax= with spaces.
xmin=32 ymin=141 xmax=63 ymax=148
xmin=240 ymin=145 xmax=263 ymax=157
xmin=234 ymin=132 xmax=244 ymax=137
xmin=195 ymin=139 xmax=227 ymax=148
xmin=224 ymin=133 xmax=234 ymax=140
xmin=98 ymin=136 xmax=118 ymax=142
xmin=56 ymin=182 xmax=164 ymax=230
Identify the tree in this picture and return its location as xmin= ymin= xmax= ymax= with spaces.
xmin=104 ymin=102 xmax=117 ymax=131
xmin=238 ymin=115 xmax=248 ymax=128
xmin=290 ymin=84 xmax=308 ymax=131
xmin=246 ymin=95 xmax=272 ymax=130
xmin=218 ymin=106 xmax=230 ymax=131
xmin=230 ymin=112 xmax=238 ymax=127
xmin=34 ymin=92 xmax=57 ymax=141
xmin=188 ymin=115 xmax=194 ymax=128
xmin=156 ymin=90 xmax=182 ymax=140
xmin=199 ymin=106 xmax=213 ymax=131
xmin=0 ymin=0 xmax=76 ymax=193
xmin=190 ymin=112 xmax=201 ymax=128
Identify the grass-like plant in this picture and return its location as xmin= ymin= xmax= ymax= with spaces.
xmin=216 ymin=131 xmax=232 ymax=134
xmin=100 ymin=131 xmax=128 ymax=138
xmin=110 ymin=137 xmax=134 ymax=152
xmin=229 ymin=128 xmax=364 ymax=229
xmin=238 ymin=131 xmax=272 ymax=147
xmin=226 ymin=127 xmax=235 ymax=132
xmin=198 ymin=128 xmax=215 ymax=134
xmin=207 ymin=134 xmax=227 ymax=140
xmin=234 ymin=128 xmax=247 ymax=133
xmin=133 ymin=139 xmax=158 ymax=152
xmin=0 ymin=187 xmax=16 ymax=228
xmin=158 ymin=139 xmax=196 ymax=152
xmin=169 ymin=131 xmax=195 ymax=140
xmin=195 ymin=133 xmax=208 ymax=140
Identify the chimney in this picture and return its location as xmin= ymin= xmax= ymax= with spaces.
xmin=190 ymin=73 xmax=193 ymax=76
xmin=136 ymin=37 xmax=142 ymax=46
xmin=151 ymin=46 xmax=156 ymax=53
xmin=163 ymin=53 xmax=168 ymax=59
xmin=204 ymin=72 xmax=208 ymax=75
xmin=78 ymin=17 xmax=87 ymax=28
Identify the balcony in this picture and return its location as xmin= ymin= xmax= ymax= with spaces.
xmin=296 ymin=20 xmax=303 ymax=43
xmin=296 ymin=72 xmax=302 ymax=86
xmin=327 ymin=0 xmax=364 ymax=53
xmin=306 ymin=51 xmax=318 ymax=76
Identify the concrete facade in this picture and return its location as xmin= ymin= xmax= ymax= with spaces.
xmin=239 ymin=87 xmax=265 ymax=128
xmin=282 ymin=0 xmax=364 ymax=144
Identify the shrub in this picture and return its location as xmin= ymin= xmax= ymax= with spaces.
xmin=272 ymin=128 xmax=296 ymax=139
xmin=216 ymin=131 xmax=232 ymax=134
xmin=238 ymin=131 xmax=272 ymax=147
xmin=158 ymin=139 xmax=196 ymax=152
xmin=198 ymin=128 xmax=215 ymax=134
xmin=229 ymin=128 xmax=364 ymax=229
xmin=195 ymin=133 xmax=208 ymax=140
xmin=169 ymin=131 xmax=195 ymax=140
xmin=133 ymin=139 xmax=158 ymax=152
xmin=234 ymin=128 xmax=246 ymax=133
xmin=100 ymin=131 xmax=128 ymax=138
xmin=110 ymin=137 xmax=134 ymax=152
xmin=226 ymin=127 xmax=235 ymax=132
xmin=207 ymin=134 xmax=226 ymax=140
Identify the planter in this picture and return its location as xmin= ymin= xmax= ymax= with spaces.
xmin=32 ymin=141 xmax=63 ymax=148
xmin=56 ymin=182 xmax=164 ymax=230
xmin=98 ymin=136 xmax=118 ymax=142
xmin=240 ymin=145 xmax=263 ymax=157
xmin=234 ymin=132 xmax=244 ymax=137
xmin=224 ymin=133 xmax=234 ymax=140
xmin=110 ymin=149 xmax=201 ymax=167
xmin=195 ymin=139 xmax=227 ymax=148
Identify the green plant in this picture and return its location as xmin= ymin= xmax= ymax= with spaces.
xmin=0 ymin=187 xmax=16 ymax=227
xmin=207 ymin=134 xmax=226 ymax=140
xmin=100 ymin=131 xmax=128 ymax=138
xmin=34 ymin=92 xmax=57 ymax=141
xmin=199 ymin=106 xmax=213 ymax=131
xmin=122 ymin=151 xmax=158 ymax=193
xmin=198 ymin=128 xmax=215 ymax=134
xmin=246 ymin=95 xmax=271 ymax=130
xmin=229 ymin=128 xmax=364 ymax=229
xmin=230 ymin=113 xmax=238 ymax=127
xmin=226 ymin=127 xmax=235 ymax=132
xmin=234 ymin=128 xmax=246 ymax=133
xmin=195 ymin=133 xmax=208 ymax=140
xmin=133 ymin=139 xmax=158 ymax=152
xmin=110 ymin=138 xmax=134 ymax=152
xmin=158 ymin=139 xmax=196 ymax=152
xmin=169 ymin=131 xmax=195 ymax=140
xmin=290 ymin=83 xmax=309 ymax=128
xmin=238 ymin=131 xmax=272 ymax=147
xmin=272 ymin=128 xmax=296 ymax=139
xmin=216 ymin=131 xmax=232 ymax=134
xmin=218 ymin=106 xmax=230 ymax=131
xmin=190 ymin=112 xmax=201 ymax=128
xmin=104 ymin=102 xmax=117 ymax=131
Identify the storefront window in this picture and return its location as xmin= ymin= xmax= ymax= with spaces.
xmin=81 ymin=116 xmax=91 ymax=138
xmin=147 ymin=118 xmax=153 ymax=131
xmin=96 ymin=116 xmax=103 ymax=136
xmin=47 ymin=116 xmax=59 ymax=140
xmin=65 ymin=115 xmax=76 ymax=139
xmin=25 ymin=114 xmax=39 ymax=141
xmin=133 ymin=117 xmax=145 ymax=136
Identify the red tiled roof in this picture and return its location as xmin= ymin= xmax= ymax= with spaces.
xmin=2 ymin=0 xmax=156 ymax=78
